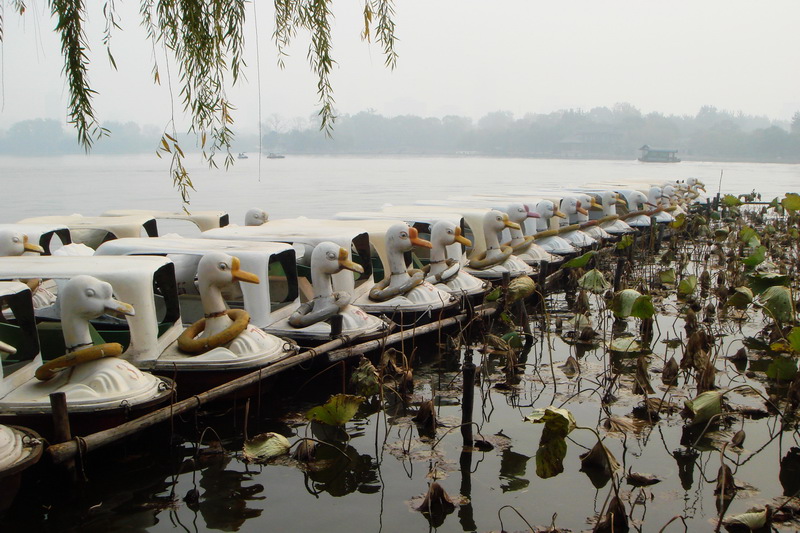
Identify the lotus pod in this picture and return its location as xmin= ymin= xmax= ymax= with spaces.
xmin=578 ymin=268 xmax=611 ymax=294
xmin=507 ymin=275 xmax=536 ymax=303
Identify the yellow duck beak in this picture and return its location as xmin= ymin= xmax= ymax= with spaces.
xmin=554 ymin=209 xmax=567 ymax=219
xmin=105 ymin=298 xmax=135 ymax=317
xmin=23 ymin=235 xmax=44 ymax=254
xmin=337 ymin=247 xmax=364 ymax=273
xmin=409 ymin=227 xmax=433 ymax=249
xmin=454 ymin=226 xmax=471 ymax=246
xmin=502 ymin=214 xmax=521 ymax=230
xmin=230 ymin=256 xmax=261 ymax=284
xmin=576 ymin=201 xmax=589 ymax=215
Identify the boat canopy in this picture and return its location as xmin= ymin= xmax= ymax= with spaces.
xmin=203 ymin=219 xmax=373 ymax=297
xmin=0 ymin=256 xmax=182 ymax=365
xmin=102 ymin=209 xmax=229 ymax=233
xmin=0 ymin=282 xmax=42 ymax=398
xmin=0 ymin=223 xmax=72 ymax=254
xmin=17 ymin=214 xmax=158 ymax=248
xmin=335 ymin=210 xmax=469 ymax=264
xmin=95 ymin=237 xmax=299 ymax=328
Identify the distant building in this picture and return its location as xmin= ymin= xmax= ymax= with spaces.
xmin=638 ymin=144 xmax=680 ymax=163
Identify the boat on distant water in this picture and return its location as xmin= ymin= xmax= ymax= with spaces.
xmin=237 ymin=152 xmax=248 ymax=159
xmin=638 ymin=144 xmax=680 ymax=163
xmin=266 ymin=153 xmax=285 ymax=159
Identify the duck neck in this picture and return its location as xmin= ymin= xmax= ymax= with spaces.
xmin=199 ymin=281 xmax=233 ymax=336
xmin=62 ymin=315 xmax=93 ymax=352
xmin=605 ymin=203 xmax=617 ymax=216
xmin=428 ymin=241 xmax=449 ymax=275
xmin=536 ymin=216 xmax=550 ymax=231
xmin=484 ymin=226 xmax=502 ymax=251
xmin=387 ymin=250 xmax=411 ymax=287
xmin=310 ymin=266 xmax=334 ymax=300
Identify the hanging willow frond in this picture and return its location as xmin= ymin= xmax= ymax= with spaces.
xmin=51 ymin=0 xmax=108 ymax=149
xmin=11 ymin=0 xmax=398 ymax=204
xmin=0 ymin=1 xmax=27 ymax=42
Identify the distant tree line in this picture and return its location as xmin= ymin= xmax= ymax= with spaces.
xmin=3 ymin=104 xmax=800 ymax=162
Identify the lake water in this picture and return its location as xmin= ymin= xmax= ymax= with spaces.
xmin=2 ymin=155 xmax=800 ymax=532
xmin=2 ymin=154 xmax=798 ymax=223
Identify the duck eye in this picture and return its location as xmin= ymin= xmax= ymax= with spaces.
xmin=11 ymin=237 xmax=19 ymax=243
xmin=400 ymin=232 xmax=408 ymax=238
xmin=85 ymin=288 xmax=95 ymax=297
xmin=218 ymin=262 xmax=228 ymax=270
xmin=326 ymin=252 xmax=336 ymax=260
xmin=447 ymin=229 xmax=453 ymax=235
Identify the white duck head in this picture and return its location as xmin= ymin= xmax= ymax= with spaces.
xmin=429 ymin=220 xmax=471 ymax=263
xmin=627 ymin=191 xmax=648 ymax=211
xmin=244 ymin=208 xmax=269 ymax=226
xmin=310 ymin=241 xmax=364 ymax=299
xmin=504 ymin=203 xmax=539 ymax=238
xmin=60 ymin=275 xmax=135 ymax=352
xmin=384 ymin=222 xmax=431 ymax=281
xmin=646 ymin=186 xmax=665 ymax=208
xmin=0 ymin=230 xmax=44 ymax=256
xmin=534 ymin=200 xmax=566 ymax=230
xmin=197 ymin=252 xmax=260 ymax=336
xmin=560 ymin=196 xmax=588 ymax=223
xmin=662 ymin=185 xmax=680 ymax=206
xmin=483 ymin=210 xmax=519 ymax=251
xmin=600 ymin=191 xmax=626 ymax=216
xmin=683 ymin=177 xmax=706 ymax=199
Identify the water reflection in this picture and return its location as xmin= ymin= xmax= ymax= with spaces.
xmin=498 ymin=448 xmax=531 ymax=492
xmin=302 ymin=442 xmax=381 ymax=497
xmin=193 ymin=454 xmax=264 ymax=531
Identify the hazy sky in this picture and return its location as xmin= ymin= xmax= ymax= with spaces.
xmin=2 ymin=0 xmax=799 ymax=134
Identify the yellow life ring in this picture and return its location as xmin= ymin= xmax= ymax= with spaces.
xmin=35 ymin=342 xmax=124 ymax=381
xmin=467 ymin=245 xmax=513 ymax=270
xmin=177 ymin=309 xmax=250 ymax=354
xmin=504 ymin=235 xmax=535 ymax=255
xmin=369 ymin=270 xmax=425 ymax=302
